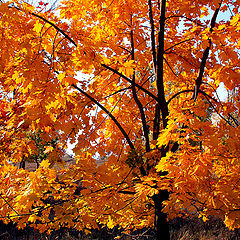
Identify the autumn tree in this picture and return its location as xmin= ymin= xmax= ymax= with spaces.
xmin=0 ymin=0 xmax=240 ymax=239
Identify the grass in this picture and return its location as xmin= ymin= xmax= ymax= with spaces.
xmin=1 ymin=216 xmax=240 ymax=239
xmin=170 ymin=216 xmax=240 ymax=240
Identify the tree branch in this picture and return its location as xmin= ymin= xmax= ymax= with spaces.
xmin=0 ymin=194 xmax=19 ymax=215
xmin=103 ymin=87 xmax=131 ymax=99
xmin=148 ymin=0 xmax=157 ymax=72
xmin=164 ymin=57 xmax=178 ymax=77
xmin=167 ymin=89 xmax=218 ymax=105
xmin=31 ymin=12 xmax=77 ymax=47
xmin=153 ymin=0 xmax=168 ymax=141
xmin=11 ymin=4 xmax=77 ymax=47
xmin=192 ymin=1 xmax=222 ymax=100
xmin=167 ymin=90 xmax=193 ymax=104
xmin=12 ymin=6 xmax=136 ymax=150
xmin=201 ymin=91 xmax=235 ymax=127
xmin=130 ymin=29 xmax=150 ymax=152
xmin=71 ymin=84 xmax=135 ymax=149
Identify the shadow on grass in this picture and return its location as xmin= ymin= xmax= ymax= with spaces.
xmin=0 ymin=216 xmax=240 ymax=239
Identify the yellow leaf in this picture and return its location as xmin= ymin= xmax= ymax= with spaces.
xmin=157 ymin=119 xmax=175 ymax=147
xmin=40 ymin=159 xmax=50 ymax=168
xmin=33 ymin=20 xmax=42 ymax=34
xmin=156 ymin=152 xmax=173 ymax=172
xmin=44 ymin=146 xmax=54 ymax=154
xmin=231 ymin=14 xmax=240 ymax=26
xmin=107 ymin=216 xmax=115 ymax=229
xmin=57 ymin=72 xmax=66 ymax=82
xmin=28 ymin=215 xmax=37 ymax=223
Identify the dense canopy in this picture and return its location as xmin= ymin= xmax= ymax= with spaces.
xmin=0 ymin=0 xmax=240 ymax=238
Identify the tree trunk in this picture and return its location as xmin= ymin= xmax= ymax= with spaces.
xmin=153 ymin=190 xmax=170 ymax=240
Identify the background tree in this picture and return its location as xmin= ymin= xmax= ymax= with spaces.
xmin=0 ymin=0 xmax=240 ymax=239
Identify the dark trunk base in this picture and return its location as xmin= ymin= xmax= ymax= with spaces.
xmin=153 ymin=190 xmax=170 ymax=240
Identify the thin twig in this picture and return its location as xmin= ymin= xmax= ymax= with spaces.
xmin=164 ymin=57 xmax=178 ymax=77
xmin=164 ymin=38 xmax=191 ymax=53
xmin=102 ymin=64 xmax=158 ymax=101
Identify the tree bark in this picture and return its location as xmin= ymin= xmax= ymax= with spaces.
xmin=152 ymin=0 xmax=170 ymax=237
xmin=153 ymin=190 xmax=170 ymax=240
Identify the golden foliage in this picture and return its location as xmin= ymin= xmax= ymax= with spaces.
xmin=0 ymin=0 xmax=240 ymax=235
